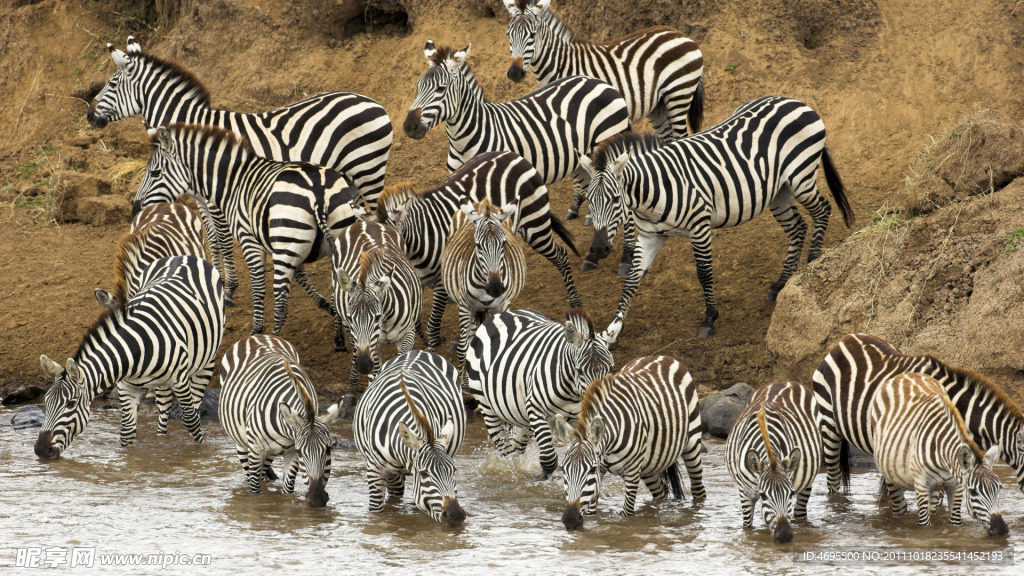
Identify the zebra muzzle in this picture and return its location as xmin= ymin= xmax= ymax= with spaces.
xmin=305 ymin=477 xmax=330 ymax=508
xmin=562 ymin=500 xmax=584 ymax=531
xmin=86 ymin=103 xmax=108 ymax=129
xmin=403 ymin=109 xmax=427 ymax=139
xmin=34 ymin=430 xmax=60 ymax=459
xmin=988 ymin=513 xmax=1009 ymax=537
xmin=355 ymin=349 xmax=374 ymax=375
xmin=485 ymin=273 xmax=505 ymax=298
xmin=441 ymin=497 xmax=466 ymax=527
xmin=773 ymin=515 xmax=793 ymax=544
xmin=507 ymin=58 xmax=526 ymax=82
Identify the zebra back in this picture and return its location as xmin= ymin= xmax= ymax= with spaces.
xmin=113 ymin=203 xmax=206 ymax=304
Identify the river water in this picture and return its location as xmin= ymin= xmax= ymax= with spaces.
xmin=1 ymin=406 xmax=1020 ymax=574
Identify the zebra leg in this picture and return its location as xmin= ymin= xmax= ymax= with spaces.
xmin=619 ymin=471 xmax=643 ymax=516
xmin=795 ymin=486 xmax=813 ymax=519
xmin=740 ymin=491 xmax=757 ymax=528
xmin=333 ymin=309 xmax=347 ymax=352
xmin=154 ymin=386 xmax=174 ymax=435
xmin=415 ymin=319 xmax=430 ymax=348
xmin=270 ymin=258 xmax=300 ymax=336
xmin=455 ymin=307 xmax=474 ymax=377
xmin=618 ymin=214 xmax=638 ymax=276
xmin=294 ymin=265 xmax=332 ymax=314
xmin=240 ymin=238 xmax=269 ymax=335
xmin=887 ymin=480 xmax=907 ymax=516
xmin=766 ymin=191 xmax=807 ymax=302
xmin=385 ymin=473 xmax=406 ymax=500
xmin=528 ymin=233 xmax=582 ymax=309
xmin=283 ymin=457 xmax=301 ymax=494
xmin=914 ymin=484 xmax=932 ymax=526
xmin=527 ymin=397 xmax=558 ymax=478
xmin=480 ymin=407 xmax=511 ymax=455
xmin=604 ymin=232 xmax=667 ymax=347
xmin=196 ymin=199 xmax=239 ymax=306
xmin=507 ymin=426 xmax=533 ymax=454
xmin=792 ymin=179 xmax=832 ymax=263
xmin=245 ymin=451 xmax=266 ymax=494
xmin=117 ymin=383 xmax=145 ymax=448
xmin=366 ymin=468 xmax=387 ymax=513
xmin=426 ymin=287 xmax=449 ymax=351
xmin=565 ymin=174 xmax=586 ymax=222
xmin=689 ymin=223 xmax=719 ymax=338
xmin=819 ymin=406 xmax=846 ymax=495
xmin=644 ymin=474 xmax=669 ymax=503
xmin=681 ymin=440 xmax=707 ymax=502
xmin=648 ymin=103 xmax=676 ymax=140
xmin=948 ymin=483 xmax=963 ymax=525
xmin=171 ymin=379 xmax=204 ymax=444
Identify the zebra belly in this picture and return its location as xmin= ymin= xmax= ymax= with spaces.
xmin=634 ymin=217 xmax=691 ymax=238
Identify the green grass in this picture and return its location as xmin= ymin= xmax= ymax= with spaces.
xmin=19 ymin=160 xmax=40 ymax=175
xmin=14 ymin=195 xmax=50 ymax=209
xmin=1002 ymin=228 xmax=1024 ymax=253
xmin=725 ymin=64 xmax=737 ymax=72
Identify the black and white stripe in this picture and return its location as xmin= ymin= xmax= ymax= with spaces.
xmin=725 ymin=382 xmax=822 ymax=543
xmin=553 ymin=355 xmax=705 ymax=530
xmin=35 ymin=255 xmax=225 ymax=457
xmin=585 ymin=97 xmax=855 ymax=344
xmin=353 ymin=350 xmax=466 ymax=526
xmin=465 ymin=308 xmax=613 ymax=477
xmin=219 ymin=335 xmax=339 ymax=507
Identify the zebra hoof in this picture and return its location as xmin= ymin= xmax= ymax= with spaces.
xmin=448 ymin=341 xmax=457 ymax=354
xmin=564 ymin=210 xmax=579 ymax=221
xmin=265 ymin=466 xmax=278 ymax=482
xmin=697 ymin=325 xmax=716 ymax=339
xmin=584 ymin=216 xmax=592 ymax=227
xmin=617 ymin=263 xmax=631 ymax=276
xmin=581 ymin=260 xmax=598 ymax=272
xmin=765 ymin=290 xmax=779 ymax=302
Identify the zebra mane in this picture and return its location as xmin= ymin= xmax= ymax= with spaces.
xmin=535 ymin=4 xmax=575 ymax=43
xmin=73 ymin=306 xmax=125 ymax=363
xmin=756 ymin=405 xmax=778 ymax=468
xmin=428 ymin=45 xmax=462 ymax=67
xmin=577 ymin=373 xmax=614 ymax=440
xmin=591 ymin=132 xmax=665 ymax=171
xmin=565 ymin=308 xmax=595 ymax=341
xmin=356 ymin=248 xmax=387 ymax=286
xmin=157 ymin=123 xmax=255 ymax=155
xmin=934 ymin=358 xmax=1024 ymax=424
xmin=135 ymin=51 xmax=211 ymax=107
xmin=400 ymin=380 xmax=435 ymax=445
xmin=939 ymin=390 xmax=986 ymax=461
xmin=112 ymin=227 xmax=150 ymax=308
xmin=283 ymin=361 xmax=316 ymax=425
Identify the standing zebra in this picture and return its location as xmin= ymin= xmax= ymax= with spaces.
xmin=553 ymin=355 xmax=705 ymax=530
xmin=725 ymin=382 xmax=823 ymax=544
xmin=35 ymin=256 xmax=225 ymax=457
xmin=440 ymin=199 xmax=526 ymax=376
xmin=813 ymin=333 xmax=1024 ymax=497
xmin=219 ymin=335 xmax=339 ymax=507
xmin=465 ymin=308 xmax=614 ymax=477
xmin=136 ymin=124 xmax=363 ymax=338
xmin=353 ymin=350 xmax=466 ymax=526
xmin=870 ymin=373 xmax=1008 ymax=534
xmin=584 ymin=97 xmax=855 ymax=344
xmin=403 ymin=42 xmax=630 ymax=215
xmin=329 ymin=221 xmax=423 ymax=404
xmin=376 ymin=150 xmax=580 ymax=348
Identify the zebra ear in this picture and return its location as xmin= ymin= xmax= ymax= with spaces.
xmin=372 ymin=275 xmax=392 ymax=296
xmin=1017 ymin=430 xmax=1024 ymax=456
xmin=578 ymin=155 xmax=596 ymax=177
xmin=40 ymin=355 xmax=62 ymax=379
xmin=553 ymin=414 xmax=574 ymax=442
xmin=983 ymin=444 xmax=1000 ymax=467
xmin=452 ymin=44 xmax=471 ymax=64
xmin=424 ymin=40 xmax=437 ymax=61
xmin=94 ymin=288 xmax=117 ymax=309
xmin=503 ymin=0 xmax=519 ymax=15
xmin=610 ymin=152 xmax=630 ymax=176
xmin=497 ymin=203 xmax=517 ymax=223
xmin=956 ymin=444 xmax=975 ymax=470
xmin=337 ymin=268 xmax=356 ymax=293
xmin=436 ymin=420 xmax=455 ymax=445
xmin=746 ymin=449 xmax=764 ymax=475
xmin=536 ymin=0 xmax=551 ymax=10
xmin=587 ymin=415 xmax=605 ymax=446
xmin=320 ymin=404 xmax=340 ymax=426
xmin=563 ymin=320 xmax=585 ymax=347
xmin=126 ymin=36 xmax=141 ymax=54
xmin=65 ymin=358 xmax=82 ymax=383
xmin=279 ymin=402 xmax=306 ymax=431
xmin=781 ymin=447 xmax=802 ymax=476
xmin=156 ymin=126 xmax=172 ymax=148
xmin=398 ymin=421 xmax=425 ymax=451
xmin=110 ymin=47 xmax=130 ymax=70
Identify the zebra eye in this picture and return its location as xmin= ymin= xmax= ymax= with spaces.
xmin=150 ymin=169 xmax=161 ymax=178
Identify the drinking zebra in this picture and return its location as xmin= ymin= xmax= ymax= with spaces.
xmin=219 ymin=335 xmax=339 ymax=507
xmin=403 ymin=42 xmax=630 ymax=216
xmin=465 ymin=308 xmax=614 ymax=477
xmin=813 ymin=333 xmax=1024 ymax=497
xmin=35 ymin=256 xmax=225 ymax=457
xmin=440 ymin=199 xmax=526 ymax=376
xmin=376 ymin=150 xmax=580 ymax=347
xmin=353 ymin=350 xmax=466 ymax=526
xmin=553 ymin=355 xmax=705 ymax=530
xmin=585 ymin=97 xmax=855 ymax=344
xmin=328 ymin=221 xmax=423 ymax=404
xmin=136 ymin=124 xmax=363 ymax=338
xmin=725 ymin=382 xmax=823 ymax=543
xmin=870 ymin=372 xmax=1008 ymax=534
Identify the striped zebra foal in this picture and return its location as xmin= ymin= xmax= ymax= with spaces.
xmin=725 ymin=382 xmax=823 ymax=544
xmin=353 ymin=350 xmax=466 ymax=526
xmin=813 ymin=333 xmax=1024 ymax=497
xmin=440 ymin=199 xmax=526 ymax=376
xmin=585 ymin=97 xmax=856 ymax=344
xmin=376 ymin=150 xmax=581 ymax=349
xmin=870 ymin=373 xmax=1008 ymax=535
xmin=465 ymin=308 xmax=613 ymax=478
xmin=36 ymin=256 xmax=225 ymax=458
xmin=137 ymin=124 xmax=363 ymax=339
xmin=328 ymin=221 xmax=423 ymax=404
xmin=553 ymin=355 xmax=705 ymax=530
xmin=219 ymin=335 xmax=339 ymax=507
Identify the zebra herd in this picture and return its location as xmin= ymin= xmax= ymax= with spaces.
xmin=29 ymin=0 xmax=1021 ymax=542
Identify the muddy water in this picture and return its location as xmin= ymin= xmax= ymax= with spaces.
xmin=1 ymin=406 xmax=1021 ymax=574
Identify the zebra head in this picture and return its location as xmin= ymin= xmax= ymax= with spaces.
xmin=461 ymin=199 xmax=518 ymax=299
xmin=133 ymin=126 xmax=192 ymax=217
xmin=957 ymin=444 xmax=1008 ymax=536
xmin=35 ymin=356 xmax=93 ymax=459
xmin=554 ymin=413 xmax=604 ymax=530
xmin=279 ymin=363 xmax=339 ymax=508
xmin=404 ymin=42 xmax=471 ymax=140
xmin=563 ymin=309 xmax=614 ymax=397
xmin=398 ymin=381 xmax=465 ymax=527
xmin=578 ymin=152 xmax=629 ymax=269
xmin=88 ymin=37 xmax=144 ymax=129
xmin=745 ymin=448 xmax=801 ymax=544
xmin=336 ymin=250 xmax=393 ymax=377
xmin=503 ymin=0 xmax=551 ymax=82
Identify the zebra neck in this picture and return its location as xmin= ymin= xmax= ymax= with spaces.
xmin=533 ymin=12 xmax=582 ymax=83
xmin=139 ymin=70 xmax=213 ymax=129
xmin=73 ymin=311 xmax=137 ymax=398
xmin=445 ymin=73 xmax=489 ymax=148
xmin=941 ymin=366 xmax=1024 ymax=459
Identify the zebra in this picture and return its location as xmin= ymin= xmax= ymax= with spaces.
xmin=35 ymin=255 xmax=225 ymax=457
xmin=465 ymin=308 xmax=614 ymax=478
xmin=376 ymin=150 xmax=581 ymax=348
xmin=870 ymin=372 xmax=1008 ymax=535
xmin=812 ymin=333 xmax=1024 ymax=498
xmin=353 ymin=350 xmax=466 ymax=526
xmin=403 ymin=42 xmax=630 ymax=217
xmin=440 ymin=199 xmax=526 ymax=376
xmin=328 ymin=221 xmax=423 ymax=405
xmin=583 ymin=97 xmax=856 ymax=344
xmin=552 ymin=355 xmax=705 ymax=530
xmin=725 ymin=382 xmax=823 ymax=544
xmin=89 ymin=36 xmax=392 ymax=303
xmin=218 ymin=335 xmax=339 ymax=507
xmin=136 ymin=123 xmax=364 ymax=339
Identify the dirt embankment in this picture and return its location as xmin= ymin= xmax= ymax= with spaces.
xmin=2 ymin=0 xmax=1024 ymax=399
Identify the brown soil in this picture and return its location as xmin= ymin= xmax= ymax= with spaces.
xmin=2 ymin=0 xmax=1024 ymax=400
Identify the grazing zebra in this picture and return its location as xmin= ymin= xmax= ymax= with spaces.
xmin=585 ymin=97 xmax=855 ymax=344
xmin=465 ymin=308 xmax=614 ymax=477
xmin=353 ymin=350 xmax=466 ymax=526
xmin=376 ymin=150 xmax=581 ymax=347
xmin=219 ymin=335 xmax=339 ymax=507
xmin=813 ymin=333 xmax=1024 ymax=497
xmin=725 ymin=382 xmax=823 ymax=544
xmin=440 ymin=199 xmax=526 ymax=375
xmin=35 ymin=256 xmax=225 ymax=457
xmin=136 ymin=124 xmax=363 ymax=338
xmin=89 ymin=37 xmax=392 ymax=303
xmin=870 ymin=373 xmax=1008 ymax=534
xmin=403 ymin=42 xmax=630 ymax=216
xmin=553 ymin=355 xmax=705 ymax=530
xmin=328 ymin=221 xmax=423 ymax=403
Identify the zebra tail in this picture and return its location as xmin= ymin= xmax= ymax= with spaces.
xmin=549 ymin=212 xmax=580 ymax=257
xmin=662 ymin=462 xmax=684 ymax=500
xmin=839 ymin=438 xmax=852 ymax=493
xmin=875 ymin=476 xmax=890 ymax=505
xmin=687 ymin=76 xmax=705 ymax=134
xmin=822 ymin=147 xmax=855 ymax=227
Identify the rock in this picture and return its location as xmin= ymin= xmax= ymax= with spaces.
xmin=53 ymin=171 xmax=112 ymax=222
xmin=67 ymin=135 xmax=96 ymax=148
xmin=699 ymin=382 xmax=755 ymax=439
xmin=2 ymin=385 xmax=46 ymax=405
xmin=168 ymin=387 xmax=220 ymax=423
xmin=76 ymin=196 xmax=131 ymax=226
xmin=848 ymin=444 xmax=875 ymax=469
xmin=11 ymin=405 xmax=44 ymax=430
xmin=332 ymin=438 xmax=358 ymax=451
